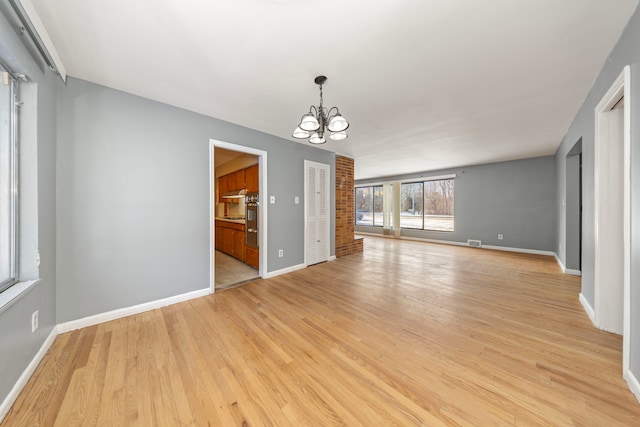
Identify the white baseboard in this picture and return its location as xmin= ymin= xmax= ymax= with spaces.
xmin=265 ymin=263 xmax=306 ymax=279
xmin=553 ymin=254 xmax=581 ymax=276
xmin=626 ymin=369 xmax=640 ymax=404
xmin=0 ymin=326 xmax=58 ymax=423
xmin=356 ymin=232 xmax=555 ymax=256
xmin=328 ymin=255 xmax=337 ymax=261
xmin=479 ymin=244 xmax=555 ymax=257
xmin=579 ymin=293 xmax=596 ymax=326
xmin=57 ymin=288 xmax=211 ymax=333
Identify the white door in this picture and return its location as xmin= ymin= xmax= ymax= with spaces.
xmin=305 ymin=160 xmax=330 ymax=266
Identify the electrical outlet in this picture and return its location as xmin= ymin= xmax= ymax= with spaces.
xmin=278 ymin=249 xmax=284 ymax=257
xmin=498 ymin=234 xmax=503 ymax=240
xmin=31 ymin=310 xmax=38 ymax=332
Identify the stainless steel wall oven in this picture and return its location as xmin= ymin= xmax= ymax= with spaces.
xmin=245 ymin=192 xmax=258 ymax=248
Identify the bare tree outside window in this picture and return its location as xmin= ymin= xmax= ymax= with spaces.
xmin=355 ymin=187 xmax=373 ymax=226
xmin=355 ymin=185 xmax=384 ymax=226
xmin=400 ymin=182 xmax=423 ymax=229
xmin=424 ymin=179 xmax=454 ymax=231
xmin=356 ymin=179 xmax=454 ymax=231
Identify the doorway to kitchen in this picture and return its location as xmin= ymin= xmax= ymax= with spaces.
xmin=210 ymin=139 xmax=268 ymax=291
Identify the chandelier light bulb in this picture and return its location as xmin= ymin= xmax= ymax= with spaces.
xmin=309 ymin=132 xmax=326 ymax=144
xmin=299 ymin=113 xmax=320 ymax=131
xmin=328 ymin=114 xmax=349 ymax=132
xmin=329 ymin=131 xmax=347 ymax=141
xmin=292 ymin=127 xmax=310 ymax=139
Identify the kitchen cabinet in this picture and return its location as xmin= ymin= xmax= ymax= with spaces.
xmin=245 ymin=246 xmax=259 ymax=269
xmin=226 ymin=172 xmax=237 ymax=192
xmin=245 ymin=164 xmax=259 ymax=193
xmin=234 ymin=169 xmax=245 ymax=190
xmin=224 ymin=169 xmax=246 ymax=192
xmin=218 ymin=165 xmax=256 ymax=199
xmin=215 ymin=220 xmax=245 ymax=261
xmin=218 ymin=175 xmax=228 ymax=202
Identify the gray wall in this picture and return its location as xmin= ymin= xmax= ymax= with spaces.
xmin=0 ymin=6 xmax=58 ymax=407
xmin=554 ymin=4 xmax=640 ymax=382
xmin=56 ymin=77 xmax=335 ymax=323
xmin=356 ymin=156 xmax=556 ymax=252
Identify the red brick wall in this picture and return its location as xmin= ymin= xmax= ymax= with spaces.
xmin=335 ymin=155 xmax=364 ymax=257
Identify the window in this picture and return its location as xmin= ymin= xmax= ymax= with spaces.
xmin=357 ymin=178 xmax=454 ymax=231
xmin=373 ymin=186 xmax=384 ymax=226
xmin=355 ymin=185 xmax=384 ymax=226
xmin=423 ymin=178 xmax=454 ymax=231
xmin=400 ymin=182 xmax=424 ymax=229
xmin=401 ymin=180 xmax=456 ymax=231
xmin=0 ymin=70 xmax=17 ymax=292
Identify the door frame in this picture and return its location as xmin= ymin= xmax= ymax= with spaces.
xmin=210 ymin=139 xmax=268 ymax=292
xmin=593 ymin=65 xmax=630 ymax=373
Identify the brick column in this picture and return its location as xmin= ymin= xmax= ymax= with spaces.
xmin=335 ymin=155 xmax=364 ymax=257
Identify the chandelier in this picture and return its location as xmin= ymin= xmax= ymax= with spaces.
xmin=292 ymin=75 xmax=349 ymax=144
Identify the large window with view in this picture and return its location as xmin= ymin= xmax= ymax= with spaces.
xmin=398 ymin=178 xmax=456 ymax=232
xmin=0 ymin=69 xmax=17 ymax=293
xmin=356 ymin=179 xmax=453 ymax=231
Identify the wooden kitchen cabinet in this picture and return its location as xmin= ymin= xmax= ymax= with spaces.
xmin=234 ymin=169 xmax=245 ymax=190
xmin=245 ymin=164 xmax=259 ymax=193
xmin=218 ymin=175 xmax=228 ymax=202
xmin=226 ymin=172 xmax=237 ymax=192
xmin=232 ymin=229 xmax=245 ymax=260
xmin=215 ymin=220 xmax=245 ymax=261
xmin=245 ymin=246 xmax=259 ymax=269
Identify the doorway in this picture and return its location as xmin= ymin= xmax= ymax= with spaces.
xmin=565 ymin=139 xmax=582 ymax=275
xmin=594 ymin=66 xmax=630 ymax=374
xmin=210 ymin=139 xmax=268 ymax=291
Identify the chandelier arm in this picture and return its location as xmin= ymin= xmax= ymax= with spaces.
xmin=326 ymin=106 xmax=340 ymax=119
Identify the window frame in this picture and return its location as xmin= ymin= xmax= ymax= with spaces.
xmin=0 ymin=68 xmax=19 ymax=293
xmin=399 ymin=181 xmax=424 ymax=230
xmin=356 ymin=175 xmax=455 ymax=233
xmin=354 ymin=185 xmax=384 ymax=227
xmin=422 ymin=177 xmax=455 ymax=232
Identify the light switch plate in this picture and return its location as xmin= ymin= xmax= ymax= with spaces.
xmin=294 ymin=196 xmax=299 ymax=204
xmin=270 ymin=196 xmax=276 ymax=204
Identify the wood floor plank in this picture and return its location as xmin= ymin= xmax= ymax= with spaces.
xmin=3 ymin=236 xmax=640 ymax=426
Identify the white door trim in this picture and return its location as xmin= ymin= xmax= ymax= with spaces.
xmin=594 ymin=65 xmax=631 ymax=374
xmin=210 ymin=139 xmax=268 ymax=291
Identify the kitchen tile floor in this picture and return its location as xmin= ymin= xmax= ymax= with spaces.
xmin=215 ymin=250 xmax=259 ymax=290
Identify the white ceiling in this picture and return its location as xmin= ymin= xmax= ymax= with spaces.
xmin=29 ymin=0 xmax=638 ymax=180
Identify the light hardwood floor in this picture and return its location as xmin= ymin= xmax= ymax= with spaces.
xmin=3 ymin=237 xmax=640 ymax=426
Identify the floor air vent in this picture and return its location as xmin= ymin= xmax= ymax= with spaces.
xmin=467 ymin=239 xmax=482 ymax=248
